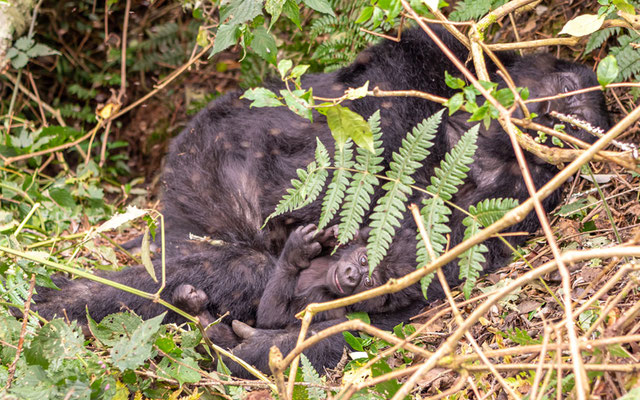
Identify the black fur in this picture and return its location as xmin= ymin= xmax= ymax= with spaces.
xmin=33 ymin=27 xmax=609 ymax=377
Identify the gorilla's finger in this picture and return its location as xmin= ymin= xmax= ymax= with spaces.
xmin=232 ymin=320 xmax=257 ymax=339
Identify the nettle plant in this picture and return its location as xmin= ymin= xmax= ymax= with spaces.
xmin=245 ymin=61 xmax=518 ymax=299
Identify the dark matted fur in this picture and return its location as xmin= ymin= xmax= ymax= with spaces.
xmin=33 ymin=27 xmax=609 ymax=377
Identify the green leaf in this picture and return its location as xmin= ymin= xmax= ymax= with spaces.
xmin=417 ymin=124 xmax=479 ymax=297
xmin=11 ymin=52 xmax=29 ymax=69
xmin=356 ymin=6 xmax=374 ymax=23
xmin=211 ymin=24 xmax=239 ymax=56
xmin=558 ymin=14 xmax=605 ymax=37
xmin=367 ymin=111 xmax=441 ymax=271
xmin=266 ymin=0 xmax=286 ymax=26
xmin=87 ymin=312 xmax=143 ymax=346
xmin=318 ymin=140 xmax=354 ymax=230
xmin=302 ymin=0 xmax=335 ymax=16
xmin=300 ymin=354 xmax=327 ymax=400
xmin=140 ymin=227 xmax=157 ymax=282
xmin=326 ymin=105 xmax=373 ymax=152
xmin=338 ymin=111 xmax=384 ymax=244
xmin=280 ymin=89 xmax=313 ymax=121
xmin=111 ymin=313 xmax=166 ymax=371
xmin=445 ymin=92 xmax=464 ymax=115
xmin=458 ymin=216 xmax=487 ymax=299
xmin=49 ymin=187 xmax=75 ymax=208
xmin=283 ymin=0 xmax=301 ymax=29
xmin=266 ymin=139 xmax=329 ymax=222
xmin=471 ymin=197 xmax=519 ymax=227
xmin=290 ymin=64 xmax=310 ymax=79
xmin=14 ymin=36 xmax=34 ymax=51
xmin=220 ymin=0 xmax=263 ymax=25
xmin=26 ymin=43 xmax=60 ymax=58
xmin=157 ymin=356 xmax=201 ymax=385
xmin=445 ymin=71 xmax=465 ymax=89
xmin=241 ymin=87 xmax=284 ymax=107
xmin=24 ymin=319 xmax=84 ymax=371
xmin=342 ymin=331 xmax=363 ymax=351
xmin=597 ymin=55 xmax=619 ymax=87
xmin=250 ymin=27 xmax=277 ymax=65
xmin=346 ymin=311 xmax=371 ymax=324
xmin=277 ymin=59 xmax=293 ymax=78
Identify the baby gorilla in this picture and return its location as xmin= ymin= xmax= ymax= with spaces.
xmin=172 ymin=225 xmax=375 ymax=338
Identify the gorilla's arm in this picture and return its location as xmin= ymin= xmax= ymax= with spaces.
xmin=257 ymin=225 xmax=322 ymax=329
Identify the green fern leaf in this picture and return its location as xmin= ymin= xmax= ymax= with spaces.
xmin=318 ymin=140 xmax=354 ymax=229
xmin=472 ymin=197 xmax=519 ymax=227
xmin=458 ymin=216 xmax=488 ymax=299
xmin=457 ymin=197 xmax=517 ymax=299
xmin=611 ymin=32 xmax=640 ymax=80
xmin=338 ymin=111 xmax=384 ymax=243
xmin=267 ymin=138 xmax=329 ymax=222
xmin=585 ymin=27 xmax=621 ymax=54
xmin=428 ymin=124 xmax=479 ymax=201
xmin=366 ymin=110 xmax=442 ymax=271
xmin=416 ymin=124 xmax=478 ymax=296
xmin=300 ymin=354 xmax=327 ymax=399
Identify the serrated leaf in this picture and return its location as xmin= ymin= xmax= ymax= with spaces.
xmin=49 ymin=187 xmax=75 ymax=208
xmin=111 ymin=313 xmax=166 ymax=371
xmin=326 ymin=105 xmax=373 ymax=152
xmin=283 ymin=0 xmax=301 ymax=29
xmin=597 ymin=55 xmax=619 ymax=87
xmin=220 ymin=0 xmax=263 ymax=25
xmin=338 ymin=111 xmax=384 ymax=244
xmin=211 ymin=24 xmax=239 ymax=56
xmin=458 ymin=219 xmax=488 ymax=300
xmin=302 ymin=0 xmax=335 ymax=16
xmin=14 ymin=36 xmax=34 ymax=51
xmin=26 ymin=43 xmax=60 ymax=58
xmin=266 ymin=139 xmax=329 ymax=221
xmin=558 ymin=14 xmax=605 ymax=37
xmin=250 ymin=27 xmax=277 ymax=65
xmin=367 ymin=111 xmax=442 ymax=271
xmin=11 ymin=52 xmax=29 ymax=69
xmin=318 ymin=140 xmax=354 ymax=229
xmin=157 ymin=356 xmax=201 ymax=385
xmin=24 ymin=319 xmax=84 ymax=371
xmin=241 ymin=87 xmax=284 ymax=107
xmin=266 ymin=0 xmax=285 ymax=26
xmin=300 ymin=354 xmax=326 ymax=399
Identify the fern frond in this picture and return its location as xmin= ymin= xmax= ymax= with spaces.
xmin=457 ymin=198 xmax=516 ymax=299
xmin=428 ymin=124 xmax=479 ymax=201
xmin=318 ymin=140 xmax=354 ymax=230
xmin=585 ymin=27 xmax=621 ymax=54
xmin=338 ymin=111 xmax=384 ymax=243
xmin=416 ymin=124 xmax=478 ymax=297
xmin=366 ymin=110 xmax=443 ymax=271
xmin=416 ymin=197 xmax=451 ymax=265
xmin=458 ymin=216 xmax=488 ymax=299
xmin=471 ymin=197 xmax=519 ymax=227
xmin=300 ymin=354 xmax=326 ymax=400
xmin=267 ymin=138 xmax=330 ymax=222
xmin=611 ymin=32 xmax=640 ymax=80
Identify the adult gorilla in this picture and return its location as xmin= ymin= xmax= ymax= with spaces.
xmin=34 ymin=26 xmax=609 ymax=377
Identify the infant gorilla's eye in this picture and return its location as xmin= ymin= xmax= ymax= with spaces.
xmin=364 ymin=276 xmax=373 ymax=287
xmin=359 ymin=255 xmax=367 ymax=266
xmin=563 ymin=85 xmax=570 ymax=93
